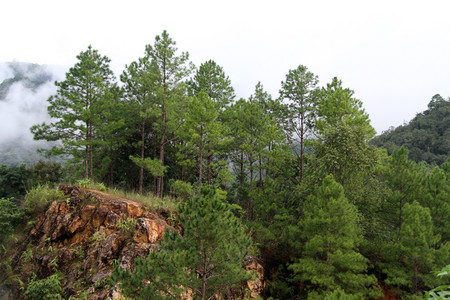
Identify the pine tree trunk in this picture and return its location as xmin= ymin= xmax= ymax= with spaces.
xmin=139 ymin=118 xmax=146 ymax=194
xmin=153 ymin=128 xmax=158 ymax=195
xmin=198 ymin=131 xmax=203 ymax=187
xmin=249 ymin=152 xmax=254 ymax=221
xmin=89 ymin=123 xmax=94 ymax=180
xmin=109 ymin=146 xmax=114 ymax=187
xmin=240 ymin=152 xmax=244 ymax=187
xmin=207 ymin=153 xmax=212 ymax=185
xmin=157 ymin=77 xmax=167 ymax=198
xmin=158 ymin=121 xmax=165 ymax=198
xmin=300 ymin=111 xmax=304 ymax=183
xmin=84 ymin=142 xmax=89 ymax=180
xmin=258 ymin=153 xmax=263 ymax=187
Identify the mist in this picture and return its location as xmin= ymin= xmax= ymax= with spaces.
xmin=0 ymin=62 xmax=66 ymax=164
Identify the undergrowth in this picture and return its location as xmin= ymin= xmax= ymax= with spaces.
xmin=107 ymin=188 xmax=179 ymax=211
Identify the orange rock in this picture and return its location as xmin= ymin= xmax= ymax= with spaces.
xmin=133 ymin=218 xmax=166 ymax=244
xmin=58 ymin=202 xmax=70 ymax=214
xmin=92 ymin=206 xmax=109 ymax=229
xmin=126 ymin=202 xmax=143 ymax=218
xmin=81 ymin=205 xmax=95 ymax=222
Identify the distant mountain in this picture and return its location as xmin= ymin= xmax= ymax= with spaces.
xmin=370 ymin=94 xmax=450 ymax=165
xmin=0 ymin=62 xmax=53 ymax=100
xmin=0 ymin=62 xmax=65 ymax=166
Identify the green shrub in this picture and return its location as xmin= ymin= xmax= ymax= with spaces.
xmin=116 ymin=217 xmax=137 ymax=237
xmin=170 ymin=180 xmax=194 ymax=200
xmin=75 ymin=179 xmax=106 ymax=192
xmin=0 ymin=197 xmax=25 ymax=241
xmin=25 ymin=185 xmax=66 ymax=217
xmin=24 ymin=273 xmax=63 ymax=300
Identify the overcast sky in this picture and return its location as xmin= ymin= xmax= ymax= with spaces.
xmin=2 ymin=0 xmax=450 ymax=134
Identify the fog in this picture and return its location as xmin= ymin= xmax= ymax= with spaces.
xmin=0 ymin=62 xmax=66 ymax=145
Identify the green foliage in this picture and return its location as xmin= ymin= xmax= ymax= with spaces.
xmin=188 ymin=59 xmax=235 ymax=110
xmin=370 ymin=95 xmax=450 ymax=165
xmin=0 ymin=197 xmax=25 ymax=241
xmin=24 ymin=273 xmax=63 ymax=300
xmin=29 ymin=161 xmax=63 ymax=187
xmin=425 ymin=264 xmax=450 ymax=299
xmin=169 ymin=180 xmax=194 ymax=200
xmin=75 ymin=179 xmax=106 ymax=192
xmin=116 ymin=217 xmax=137 ymax=237
xmin=290 ymin=175 xmax=380 ymax=298
xmin=129 ymin=155 xmax=167 ymax=177
xmin=380 ymin=201 xmax=442 ymax=296
xmin=0 ymin=164 xmax=31 ymax=199
xmin=30 ymin=45 xmax=118 ymax=180
xmin=112 ymin=186 xmax=255 ymax=299
xmin=421 ymin=166 xmax=450 ymax=242
xmin=279 ymin=64 xmax=319 ymax=181
xmin=25 ymin=184 xmax=66 ymax=217
xmin=316 ymin=77 xmax=375 ymax=139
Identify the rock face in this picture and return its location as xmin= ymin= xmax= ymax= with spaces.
xmin=9 ymin=185 xmax=264 ymax=299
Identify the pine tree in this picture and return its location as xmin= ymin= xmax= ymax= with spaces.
xmin=121 ymin=53 xmax=160 ymax=193
xmin=112 ymin=186 xmax=254 ymax=300
xmin=31 ymin=45 xmax=116 ymax=180
xmin=145 ymin=30 xmax=193 ymax=197
xmin=316 ymin=77 xmax=375 ymax=139
xmin=380 ymin=201 xmax=442 ymax=296
xmin=187 ymin=60 xmax=235 ymax=184
xmin=188 ymin=59 xmax=235 ymax=111
xmin=422 ymin=166 xmax=450 ymax=242
xmin=279 ymin=65 xmax=319 ymax=182
xmin=177 ymin=91 xmax=229 ymax=187
xmin=289 ymin=175 xmax=380 ymax=298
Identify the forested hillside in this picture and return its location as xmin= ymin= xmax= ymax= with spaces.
xmin=0 ymin=31 xmax=449 ymax=299
xmin=370 ymin=95 xmax=450 ymax=165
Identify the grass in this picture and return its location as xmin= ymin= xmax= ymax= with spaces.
xmin=107 ymin=188 xmax=179 ymax=211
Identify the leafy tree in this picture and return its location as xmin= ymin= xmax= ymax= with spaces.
xmin=289 ymin=175 xmax=380 ymax=298
xmin=0 ymin=164 xmax=31 ymax=199
xmin=112 ymin=186 xmax=254 ymax=299
xmin=29 ymin=161 xmax=63 ymax=187
xmin=30 ymin=45 xmax=117 ymax=180
xmin=279 ymin=65 xmax=319 ymax=182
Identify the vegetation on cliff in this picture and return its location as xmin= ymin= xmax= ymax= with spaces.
xmin=0 ymin=30 xmax=449 ymax=299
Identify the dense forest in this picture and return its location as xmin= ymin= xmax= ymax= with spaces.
xmin=0 ymin=31 xmax=449 ymax=299
xmin=370 ymin=96 xmax=450 ymax=166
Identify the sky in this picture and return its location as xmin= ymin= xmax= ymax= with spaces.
xmin=2 ymin=0 xmax=450 ymax=134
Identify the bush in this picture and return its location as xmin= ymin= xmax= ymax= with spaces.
xmin=116 ymin=217 xmax=137 ymax=237
xmin=75 ymin=179 xmax=106 ymax=192
xmin=0 ymin=197 xmax=25 ymax=241
xmin=24 ymin=274 xmax=63 ymax=300
xmin=25 ymin=185 xmax=67 ymax=217
xmin=169 ymin=180 xmax=194 ymax=200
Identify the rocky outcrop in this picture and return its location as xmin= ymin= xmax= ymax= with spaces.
xmin=9 ymin=185 xmax=264 ymax=299
xmin=11 ymin=185 xmax=171 ymax=299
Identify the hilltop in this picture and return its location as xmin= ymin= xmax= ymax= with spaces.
xmin=370 ymin=95 xmax=450 ymax=165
